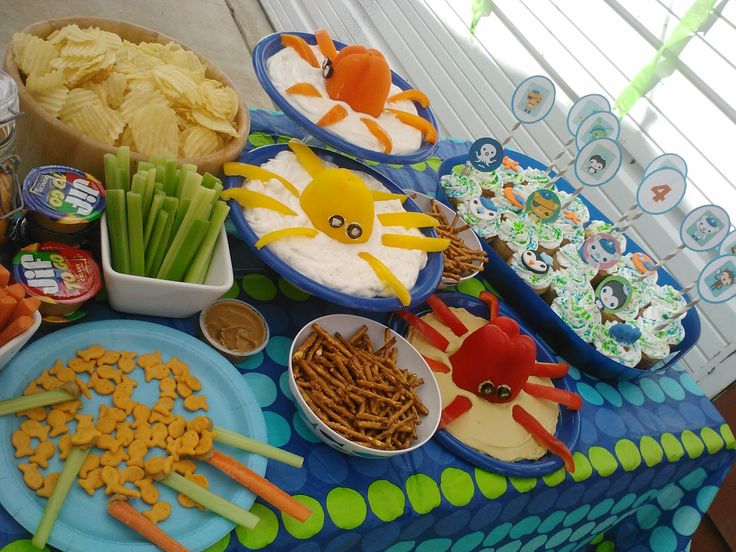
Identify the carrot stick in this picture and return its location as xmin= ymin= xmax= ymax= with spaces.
xmin=0 ymin=288 xmax=6 ymax=299
xmin=107 ymin=497 xmax=189 ymax=552
xmin=0 ymin=316 xmax=33 ymax=347
xmin=11 ymin=297 xmax=40 ymax=321
xmin=5 ymin=284 xmax=25 ymax=301
xmin=0 ymin=264 xmax=9 ymax=287
xmin=0 ymin=296 xmax=17 ymax=330
xmin=204 ymin=450 xmax=312 ymax=522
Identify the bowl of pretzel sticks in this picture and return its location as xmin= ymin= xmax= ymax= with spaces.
xmin=289 ymin=314 xmax=441 ymax=458
xmin=408 ymin=192 xmax=487 ymax=288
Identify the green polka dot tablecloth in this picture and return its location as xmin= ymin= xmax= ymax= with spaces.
xmin=1 ymin=111 xmax=733 ymax=552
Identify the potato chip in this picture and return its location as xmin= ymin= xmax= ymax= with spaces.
xmin=13 ymin=34 xmax=59 ymax=77
xmin=85 ymin=71 xmax=127 ymax=109
xmin=150 ymin=65 xmax=199 ymax=106
xmin=198 ymin=80 xmax=238 ymax=121
xmin=60 ymin=40 xmax=106 ymax=61
xmin=180 ymin=126 xmax=222 ymax=158
xmin=117 ymin=125 xmax=135 ymax=148
xmin=163 ymin=49 xmax=206 ymax=80
xmin=130 ymin=104 xmax=179 ymax=156
xmin=191 ymin=110 xmax=238 ymax=138
xmin=26 ymin=68 xmax=64 ymax=94
xmin=66 ymin=102 xmax=125 ymax=144
xmin=59 ymin=88 xmax=101 ymax=122
xmin=33 ymin=86 xmax=69 ymax=118
xmin=120 ymin=87 xmax=168 ymax=124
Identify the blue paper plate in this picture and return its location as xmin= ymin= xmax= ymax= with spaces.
xmin=0 ymin=320 xmax=267 ymax=552
xmin=436 ymin=153 xmax=701 ymax=381
xmin=224 ymin=143 xmax=443 ymax=312
xmin=252 ymin=31 xmax=439 ymax=164
xmin=387 ymin=292 xmax=581 ymax=477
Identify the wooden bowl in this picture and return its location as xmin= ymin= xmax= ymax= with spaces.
xmin=3 ymin=17 xmax=250 ymax=180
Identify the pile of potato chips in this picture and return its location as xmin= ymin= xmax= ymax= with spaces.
xmin=12 ymin=24 xmax=240 ymax=158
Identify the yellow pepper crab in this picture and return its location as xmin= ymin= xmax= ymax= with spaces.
xmin=278 ymin=30 xmax=436 ymax=152
xmin=222 ymin=140 xmax=449 ymax=305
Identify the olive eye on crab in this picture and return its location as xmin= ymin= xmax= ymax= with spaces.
xmin=328 ymin=214 xmax=344 ymax=228
xmin=478 ymin=380 xmax=496 ymax=397
xmin=496 ymin=385 xmax=512 ymax=401
xmin=322 ymin=58 xmax=334 ymax=78
xmin=346 ymin=223 xmax=363 ymax=240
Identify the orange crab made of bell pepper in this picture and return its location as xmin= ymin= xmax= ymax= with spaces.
xmin=325 ymin=45 xmax=392 ymax=118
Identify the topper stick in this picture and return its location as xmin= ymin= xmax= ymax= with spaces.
xmin=612 ymin=203 xmax=639 ymax=227
xmin=677 ymin=283 xmax=696 ymax=297
xmin=549 ymin=156 xmax=576 ymax=184
xmin=560 ymin=186 xmax=584 ymax=210
xmin=655 ymin=298 xmax=699 ymax=331
xmin=501 ymin=122 xmax=522 ymax=147
xmin=616 ymin=211 xmax=643 ymax=233
xmin=546 ymin=137 xmax=575 ymax=173
xmin=634 ymin=243 xmax=686 ymax=282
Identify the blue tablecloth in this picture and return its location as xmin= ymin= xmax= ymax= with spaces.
xmin=0 ymin=110 xmax=733 ymax=552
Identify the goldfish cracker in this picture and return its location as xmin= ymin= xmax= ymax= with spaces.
xmin=112 ymin=388 xmax=135 ymax=415
xmin=142 ymin=501 xmax=171 ymax=524
xmin=186 ymin=416 xmax=212 ymax=433
xmin=20 ymin=420 xmax=50 ymax=441
xmin=159 ymin=377 xmax=177 ymax=399
xmin=19 ymin=463 xmax=44 ymax=490
xmin=16 ymin=406 xmax=47 ymax=422
xmin=194 ymin=430 xmax=215 ymax=456
xmin=149 ymin=409 xmax=175 ymax=425
xmin=127 ymin=439 xmax=148 ymax=468
xmin=77 ymin=345 xmax=105 ymax=362
xmin=87 ymin=373 xmax=114 ymax=395
xmin=165 ymin=436 xmax=181 ymax=459
xmin=49 ymin=360 xmax=66 ymax=376
xmin=23 ymin=381 xmax=42 ymax=395
xmin=143 ymin=362 xmax=169 ymax=382
xmin=150 ymin=423 xmax=168 ymax=449
xmin=135 ymin=478 xmax=160 ymax=505
xmin=47 ymin=409 xmax=70 ymax=437
xmin=29 ymin=440 xmax=55 ymax=469
xmin=96 ymin=434 xmax=123 ymax=453
xmin=182 ymin=373 xmax=202 ymax=392
xmin=118 ymin=352 xmax=137 ymax=374
xmin=120 ymin=375 xmax=138 ymax=391
xmin=78 ymin=468 xmax=104 ymax=495
xmin=96 ymin=364 xmax=122 ymax=384
xmin=101 ymin=466 xmax=140 ymax=498
xmin=107 ymin=407 xmax=128 ymax=422
xmin=144 ymin=455 xmax=174 ymax=479
xmin=137 ymin=351 xmax=162 ymax=370
xmin=55 ymin=366 xmax=77 ymax=383
xmin=134 ymin=425 xmax=152 ymax=443
xmin=167 ymin=356 xmax=189 ymax=379
xmin=36 ymin=371 xmax=62 ymax=391
xmin=168 ymin=416 xmax=186 ymax=439
xmin=71 ymin=415 xmax=101 ymax=446
xmin=173 ymin=459 xmax=196 ymax=476
xmin=96 ymin=416 xmax=117 ymax=435
xmin=68 ymin=358 xmax=94 ymax=374
xmin=74 ymin=378 xmax=92 ymax=400
xmin=79 ymin=453 xmax=100 ymax=478
xmin=58 ymin=434 xmax=72 ymax=459
xmin=176 ymin=380 xmax=193 ymax=398
xmin=54 ymin=400 xmax=82 ymax=415
xmin=101 ymin=449 xmax=128 ymax=467
xmin=97 ymin=350 xmax=120 ymax=366
xmin=178 ymin=473 xmax=208 ymax=511
xmin=183 ymin=395 xmax=208 ymax=412
xmin=116 ymin=422 xmax=134 ymax=447
xmin=37 ymin=472 xmax=60 ymax=498
xmin=121 ymin=466 xmax=145 ymax=484
xmin=131 ymin=404 xmax=150 ymax=429
xmin=12 ymin=430 xmax=33 ymax=457
xmin=177 ymin=430 xmax=199 ymax=456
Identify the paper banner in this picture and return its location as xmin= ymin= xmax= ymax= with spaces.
xmin=579 ymin=233 xmax=622 ymax=271
xmin=644 ymin=153 xmax=688 ymax=179
xmin=573 ymin=138 xmax=623 ymax=187
xmin=575 ymin=111 xmax=621 ymax=150
xmin=525 ymin=189 xmax=562 ymax=223
xmin=566 ymin=93 xmax=611 ymax=136
xmin=679 ymin=204 xmax=731 ymax=252
xmin=468 ymin=137 xmax=504 ymax=172
xmin=510 ymin=75 xmax=556 ymax=124
xmin=719 ymin=231 xmax=736 ymax=256
xmin=636 ymin=167 xmax=687 ymax=215
xmin=698 ymin=254 xmax=736 ymax=304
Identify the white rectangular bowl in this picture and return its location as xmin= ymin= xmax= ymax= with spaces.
xmin=100 ymin=214 xmax=234 ymax=318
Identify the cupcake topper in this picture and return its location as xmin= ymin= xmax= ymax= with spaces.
xmin=468 ymin=137 xmax=504 ymax=172
xmin=547 ymin=93 xmax=611 ymax=173
xmin=558 ymin=138 xmax=623 ymax=209
xmin=595 ymin=275 xmax=632 ymax=313
xmin=525 ymin=189 xmax=562 ymax=223
xmin=575 ymin=111 xmax=620 ymax=150
xmin=504 ymin=75 xmax=556 ymax=146
xmin=578 ymin=233 xmax=622 ymax=271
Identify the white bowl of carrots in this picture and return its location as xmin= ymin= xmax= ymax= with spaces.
xmin=0 ymin=266 xmax=42 ymax=370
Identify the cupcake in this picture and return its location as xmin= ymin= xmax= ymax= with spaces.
xmin=508 ymin=249 xmax=555 ymax=295
xmin=595 ymin=275 xmax=634 ymax=323
xmin=630 ymin=316 xmax=673 ymax=369
xmin=492 ymin=213 xmax=535 ymax=261
xmin=455 ymin=195 xmax=502 ymax=240
xmin=550 ymin=289 xmax=602 ymax=343
xmin=591 ymin=321 xmax=643 ymax=368
xmin=439 ymin=172 xmax=483 ymax=204
xmin=585 ymin=220 xmax=627 ymax=251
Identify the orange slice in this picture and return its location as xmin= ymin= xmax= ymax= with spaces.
xmin=255 ymin=228 xmax=318 ymax=249
xmin=360 ymin=118 xmax=392 ymax=153
xmin=285 ymin=83 xmax=322 ymax=97
xmin=315 ymin=29 xmax=338 ymax=59
xmin=281 ymin=34 xmax=319 ymax=68
xmin=316 ymin=104 xmax=348 ymax=127
xmin=385 ymin=109 xmax=437 ymax=143
xmin=387 ymin=89 xmax=430 ymax=108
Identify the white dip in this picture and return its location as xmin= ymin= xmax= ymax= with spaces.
xmin=267 ymin=44 xmax=423 ymax=153
xmin=242 ymin=151 xmax=428 ymax=297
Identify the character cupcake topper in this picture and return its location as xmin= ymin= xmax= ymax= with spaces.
xmin=680 ymin=204 xmax=731 ymax=252
xmin=572 ymin=138 xmax=623 ymax=187
xmin=644 ymin=153 xmax=688 ymax=179
xmin=575 ymin=111 xmax=620 ymax=150
xmin=468 ymin=137 xmax=504 ymax=172
xmin=525 ymin=189 xmax=562 ymax=223
xmin=520 ymin=249 xmax=552 ymax=275
xmin=579 ymin=233 xmax=622 ymax=271
xmin=595 ymin=275 xmax=632 ymax=313
xmin=503 ymin=75 xmax=556 ymax=147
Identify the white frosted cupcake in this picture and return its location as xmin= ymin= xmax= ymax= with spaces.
xmin=508 ymin=249 xmax=555 ymax=295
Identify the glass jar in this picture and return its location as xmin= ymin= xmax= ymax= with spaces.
xmin=0 ymin=69 xmax=22 ymax=247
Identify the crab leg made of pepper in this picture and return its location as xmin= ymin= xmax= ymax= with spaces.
xmin=439 ymin=396 xmax=472 ymax=429
xmin=512 ymin=405 xmax=575 ymax=472
xmin=395 ymin=310 xmax=450 ymax=351
xmin=522 ymin=382 xmax=583 ymax=410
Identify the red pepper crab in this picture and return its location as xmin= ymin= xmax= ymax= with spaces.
xmin=397 ymin=292 xmax=582 ymax=471
xmin=278 ymin=30 xmax=436 ymax=153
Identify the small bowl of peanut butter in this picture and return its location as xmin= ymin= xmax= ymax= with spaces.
xmin=199 ymin=299 xmax=270 ymax=362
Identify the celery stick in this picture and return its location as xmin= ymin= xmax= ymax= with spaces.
xmin=115 ymin=167 xmax=128 ymax=192
xmin=116 ymin=146 xmax=130 ymax=191
xmin=32 ymin=447 xmax=90 ymax=548
xmin=173 ymin=171 xmax=204 ymax=235
xmin=202 ymin=173 xmax=221 ymax=189
xmin=158 ymin=219 xmax=208 ymax=281
xmin=210 ymin=182 xmax=223 ymax=209
xmin=137 ymin=161 xmax=155 ymax=173
xmin=154 ymin=181 xmax=164 ymax=195
xmin=164 ymin=158 xmax=177 ymax=196
xmin=176 ymin=163 xmax=197 ymax=198
xmin=161 ymin=472 xmax=259 ymax=529
xmin=103 ymin=154 xmax=118 ymax=190
xmin=147 ymin=206 xmax=176 ymax=278
xmin=213 ymin=425 xmax=303 ymax=468
xmin=142 ymin=168 xmax=156 ymax=220
xmin=144 ymin=210 xmax=169 ymax=276
xmin=166 ymin=185 xmax=214 ymax=266
xmin=126 ymin=192 xmax=145 ymax=277
xmin=106 ymin=189 xmax=130 ymax=274
xmin=149 ymin=154 xmax=165 ymax=166
xmin=131 ymin=173 xmax=146 ymax=197
xmin=0 ymin=388 xmax=77 ymax=416
xmin=184 ymin=201 xmax=229 ymax=284
xmin=155 ymin=164 xmax=165 ymax=183
xmin=143 ymin=194 xmax=165 ymax=248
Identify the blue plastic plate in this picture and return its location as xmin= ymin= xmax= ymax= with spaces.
xmin=0 ymin=320 xmax=267 ymax=552
xmin=387 ymin=292 xmax=581 ymax=477
xmin=224 ymin=143 xmax=443 ymax=312
xmin=252 ymin=31 xmax=439 ymax=164
xmin=436 ymin=153 xmax=701 ymax=381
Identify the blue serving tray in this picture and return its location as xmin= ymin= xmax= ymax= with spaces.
xmin=252 ymin=31 xmax=439 ymax=164
xmin=436 ymin=152 xmax=701 ymax=381
xmin=224 ymin=143 xmax=443 ymax=312
xmin=387 ymin=292 xmax=581 ymax=477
